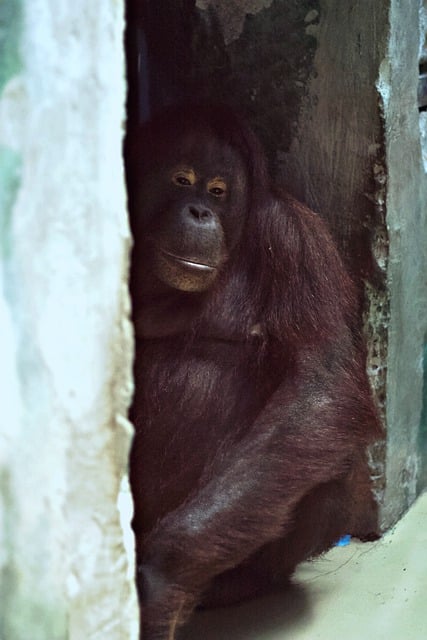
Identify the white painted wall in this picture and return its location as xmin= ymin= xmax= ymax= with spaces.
xmin=0 ymin=2 xmax=138 ymax=638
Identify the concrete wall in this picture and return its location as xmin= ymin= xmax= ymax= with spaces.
xmin=278 ymin=0 xmax=427 ymax=527
xmin=129 ymin=0 xmax=427 ymax=529
xmin=0 ymin=2 xmax=138 ymax=638
xmin=377 ymin=0 xmax=427 ymax=525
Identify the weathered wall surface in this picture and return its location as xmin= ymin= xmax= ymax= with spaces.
xmin=0 ymin=1 xmax=138 ymax=639
xmin=276 ymin=0 xmax=391 ymax=515
xmin=377 ymin=0 xmax=427 ymax=526
xmin=277 ymin=0 xmax=427 ymax=528
xmin=129 ymin=0 xmax=427 ymax=529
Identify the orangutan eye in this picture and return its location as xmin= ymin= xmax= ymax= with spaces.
xmin=207 ymin=178 xmax=227 ymax=197
xmin=175 ymin=176 xmax=191 ymax=186
xmin=209 ymin=187 xmax=225 ymax=196
xmin=172 ymin=168 xmax=196 ymax=187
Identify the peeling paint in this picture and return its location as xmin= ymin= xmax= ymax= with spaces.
xmin=376 ymin=58 xmax=392 ymax=112
xmin=367 ymin=440 xmax=386 ymax=505
xmin=363 ymin=141 xmax=390 ymax=518
xmin=364 ymin=282 xmax=390 ymax=417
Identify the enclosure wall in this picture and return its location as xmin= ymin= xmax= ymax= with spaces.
xmin=0 ymin=2 xmax=138 ymax=638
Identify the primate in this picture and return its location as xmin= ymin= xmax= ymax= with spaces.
xmin=126 ymin=104 xmax=380 ymax=639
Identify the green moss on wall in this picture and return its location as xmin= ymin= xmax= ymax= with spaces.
xmin=0 ymin=0 xmax=23 ymax=259
xmin=0 ymin=1 xmax=22 ymax=93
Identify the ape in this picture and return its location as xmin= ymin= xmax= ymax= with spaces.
xmin=126 ymin=104 xmax=381 ymax=640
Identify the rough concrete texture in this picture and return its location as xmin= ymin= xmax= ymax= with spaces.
xmin=277 ymin=1 xmax=389 ymax=273
xmin=133 ymin=0 xmax=320 ymax=153
xmin=421 ymin=1 xmax=427 ymax=170
xmin=0 ymin=2 xmax=138 ymax=639
xmin=417 ymin=0 xmax=427 ymax=493
xmin=195 ymin=0 xmax=274 ymax=45
xmin=376 ymin=0 xmax=427 ymax=525
xmin=277 ymin=0 xmax=392 ymax=514
xmin=281 ymin=0 xmax=427 ymax=528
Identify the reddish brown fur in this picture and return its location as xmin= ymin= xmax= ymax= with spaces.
xmin=126 ymin=105 xmax=381 ymax=639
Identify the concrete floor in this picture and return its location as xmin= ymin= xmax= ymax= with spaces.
xmin=182 ymin=492 xmax=427 ymax=640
